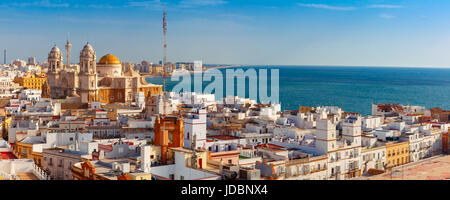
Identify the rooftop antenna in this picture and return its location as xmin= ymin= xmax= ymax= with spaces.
xmin=162 ymin=9 xmax=167 ymax=116
xmin=160 ymin=8 xmax=168 ymax=164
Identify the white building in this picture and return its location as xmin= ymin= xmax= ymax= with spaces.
xmin=148 ymin=147 xmax=221 ymax=180
xmin=0 ymin=159 xmax=50 ymax=180
xmin=184 ymin=108 xmax=207 ymax=150
xmin=362 ymin=116 xmax=383 ymax=131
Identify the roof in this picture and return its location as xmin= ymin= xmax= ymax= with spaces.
xmin=1 ymin=152 xmax=16 ymax=159
xmin=98 ymin=54 xmax=120 ymax=65
xmin=61 ymin=103 xmax=89 ymax=110
xmin=208 ymin=135 xmax=240 ymax=141
xmin=255 ymin=143 xmax=285 ymax=149
xmin=117 ymin=174 xmax=131 ymax=180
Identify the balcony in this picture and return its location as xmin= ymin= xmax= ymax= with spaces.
xmin=311 ymin=167 xmax=327 ymax=174
xmin=32 ymin=164 xmax=51 ymax=180
xmin=329 ymin=171 xmax=341 ymax=178
xmin=347 ymin=168 xmax=360 ymax=173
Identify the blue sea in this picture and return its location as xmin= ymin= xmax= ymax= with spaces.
xmin=146 ymin=66 xmax=450 ymax=116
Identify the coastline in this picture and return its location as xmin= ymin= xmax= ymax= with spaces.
xmin=141 ymin=65 xmax=236 ymax=77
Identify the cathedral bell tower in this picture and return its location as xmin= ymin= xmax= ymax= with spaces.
xmin=48 ymin=45 xmax=63 ymax=74
xmin=47 ymin=45 xmax=63 ymax=98
xmin=79 ymin=43 xmax=98 ymax=103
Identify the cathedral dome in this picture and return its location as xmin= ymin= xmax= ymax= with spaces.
xmin=98 ymin=54 xmax=120 ymax=65
xmin=48 ymin=45 xmax=63 ymax=60
xmin=82 ymin=43 xmax=94 ymax=52
xmin=50 ymin=45 xmax=61 ymax=53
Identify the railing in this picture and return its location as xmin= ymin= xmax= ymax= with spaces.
xmin=330 ymin=171 xmax=341 ymax=177
xmin=0 ymin=170 xmax=20 ymax=180
xmin=32 ymin=163 xmax=51 ymax=180
xmin=347 ymin=167 xmax=359 ymax=172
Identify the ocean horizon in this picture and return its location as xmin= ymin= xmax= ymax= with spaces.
xmin=146 ymin=66 xmax=450 ymax=116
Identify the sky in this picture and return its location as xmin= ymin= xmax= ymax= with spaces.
xmin=1 ymin=0 xmax=450 ymax=67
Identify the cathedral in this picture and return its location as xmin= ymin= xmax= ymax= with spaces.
xmin=46 ymin=41 xmax=162 ymax=104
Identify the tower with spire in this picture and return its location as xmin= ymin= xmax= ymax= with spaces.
xmin=65 ymin=34 xmax=71 ymax=68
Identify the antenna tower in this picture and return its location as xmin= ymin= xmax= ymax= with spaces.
xmin=162 ymin=9 xmax=167 ymax=116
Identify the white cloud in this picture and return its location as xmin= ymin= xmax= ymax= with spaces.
xmin=126 ymin=0 xmax=165 ymax=9
xmin=218 ymin=13 xmax=253 ymax=21
xmin=379 ymin=13 xmax=396 ymax=19
xmin=87 ymin=4 xmax=117 ymax=9
xmin=58 ymin=17 xmax=132 ymax=25
xmin=179 ymin=0 xmax=227 ymax=8
xmin=297 ymin=3 xmax=356 ymax=11
xmin=6 ymin=0 xmax=69 ymax=8
xmin=368 ymin=4 xmax=404 ymax=9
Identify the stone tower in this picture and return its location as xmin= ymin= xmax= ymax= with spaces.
xmin=48 ymin=45 xmax=63 ymax=73
xmin=65 ymin=39 xmax=71 ymax=68
xmin=315 ymin=119 xmax=338 ymax=155
xmin=46 ymin=46 xmax=63 ymax=98
xmin=78 ymin=43 xmax=97 ymax=103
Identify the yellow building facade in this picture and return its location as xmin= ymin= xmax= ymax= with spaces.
xmin=1 ymin=116 xmax=12 ymax=139
xmin=386 ymin=141 xmax=409 ymax=168
xmin=14 ymin=142 xmax=43 ymax=167
xmin=14 ymin=72 xmax=47 ymax=90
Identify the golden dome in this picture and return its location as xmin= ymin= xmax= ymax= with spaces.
xmin=98 ymin=54 xmax=120 ymax=65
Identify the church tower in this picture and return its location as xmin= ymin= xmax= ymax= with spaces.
xmin=48 ymin=45 xmax=63 ymax=73
xmin=65 ymin=39 xmax=71 ymax=68
xmin=47 ymin=45 xmax=63 ymax=98
xmin=184 ymin=108 xmax=207 ymax=150
xmin=316 ymin=119 xmax=338 ymax=155
xmin=79 ymin=43 xmax=97 ymax=103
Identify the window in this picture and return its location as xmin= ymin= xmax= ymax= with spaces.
xmin=168 ymin=133 xmax=173 ymax=144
